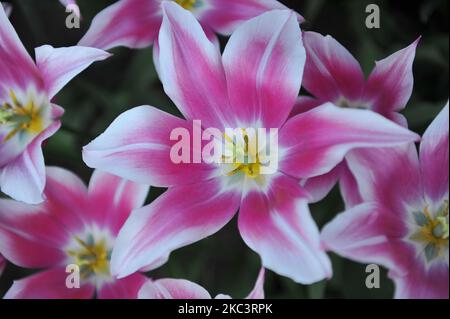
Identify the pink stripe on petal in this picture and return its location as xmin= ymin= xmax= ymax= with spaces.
xmin=158 ymin=2 xmax=230 ymax=129
xmin=83 ymin=105 xmax=215 ymax=187
xmin=339 ymin=160 xmax=363 ymax=209
xmin=364 ymin=38 xmax=420 ymax=114
xmin=302 ymin=32 xmax=365 ymax=104
xmin=4 ymin=268 xmax=95 ymax=299
xmin=98 ymin=273 xmax=148 ymax=299
xmin=321 ymin=202 xmax=413 ymax=274
xmin=87 ymin=170 xmax=149 ymax=235
xmin=202 ymin=0 xmax=303 ymax=35
xmin=279 ymin=103 xmax=420 ymax=179
xmin=419 ymin=102 xmax=449 ymax=203
xmin=0 ymin=121 xmax=61 ymax=204
xmin=345 ymin=145 xmax=423 ymax=216
xmin=238 ymin=174 xmax=332 ymax=284
xmin=222 ymin=9 xmax=304 ymax=128
xmin=0 ymin=199 xmax=69 ymax=268
xmin=78 ymin=0 xmax=162 ymax=50
xmin=139 ymin=279 xmax=212 ymax=299
xmin=35 ymin=45 xmax=110 ymax=99
xmin=111 ymin=179 xmax=240 ymax=279
xmin=0 ymin=6 xmax=43 ymax=97
xmin=390 ymin=260 xmax=449 ymax=299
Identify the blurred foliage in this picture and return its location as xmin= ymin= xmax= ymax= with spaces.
xmin=0 ymin=0 xmax=448 ymax=298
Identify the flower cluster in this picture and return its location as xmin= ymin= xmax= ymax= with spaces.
xmin=0 ymin=0 xmax=448 ymax=299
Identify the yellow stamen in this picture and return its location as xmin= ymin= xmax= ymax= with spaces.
xmin=174 ymin=0 xmax=197 ymax=10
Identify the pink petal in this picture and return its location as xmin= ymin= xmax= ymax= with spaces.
xmin=321 ymin=202 xmax=413 ymax=274
xmin=222 ymin=9 xmax=304 ymax=128
xmin=0 ymin=121 xmax=61 ymax=204
xmin=345 ymin=145 xmax=423 ymax=216
xmin=302 ymin=31 xmax=365 ymax=104
xmin=364 ymin=38 xmax=420 ymax=115
xmin=279 ymin=103 xmax=420 ymax=179
xmin=4 ymin=268 xmax=95 ymax=299
xmin=83 ymin=106 xmax=215 ymax=187
xmin=201 ymin=0 xmax=303 ymax=35
xmin=139 ymin=279 xmax=212 ymax=299
xmin=238 ymin=174 xmax=332 ymax=284
xmin=78 ymin=0 xmax=162 ymax=50
xmin=158 ymin=1 xmax=230 ymax=129
xmin=419 ymin=102 xmax=449 ymax=203
xmin=0 ymin=5 xmax=43 ymax=97
xmin=111 ymin=179 xmax=240 ymax=279
xmin=300 ymin=164 xmax=343 ymax=203
xmin=245 ymin=268 xmax=265 ymax=299
xmin=0 ymin=254 xmax=6 ymax=277
xmin=98 ymin=273 xmax=148 ymax=299
xmin=289 ymin=96 xmax=322 ymax=118
xmin=35 ymin=45 xmax=110 ymax=99
xmin=87 ymin=170 xmax=150 ymax=235
xmin=0 ymin=199 xmax=69 ymax=268
xmin=390 ymin=260 xmax=449 ymax=299
xmin=339 ymin=160 xmax=363 ymax=208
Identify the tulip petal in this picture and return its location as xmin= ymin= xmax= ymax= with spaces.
xmin=139 ymin=278 xmax=212 ymax=299
xmin=158 ymin=1 xmax=230 ymax=129
xmin=87 ymin=170 xmax=150 ymax=235
xmin=238 ymin=174 xmax=332 ymax=284
xmin=0 ymin=6 xmax=43 ymax=97
xmin=35 ymin=45 xmax=110 ymax=99
xmin=300 ymin=164 xmax=342 ymax=203
xmin=419 ymin=102 xmax=449 ymax=203
xmin=78 ymin=0 xmax=162 ymax=50
xmin=245 ymin=268 xmax=265 ymax=299
xmin=111 ymin=179 xmax=240 ymax=278
xmin=289 ymin=96 xmax=322 ymax=118
xmin=390 ymin=260 xmax=449 ymax=299
xmin=339 ymin=160 xmax=363 ymax=208
xmin=322 ymin=202 xmax=413 ymax=273
xmin=345 ymin=145 xmax=422 ymax=216
xmin=302 ymin=31 xmax=365 ymax=104
xmin=0 ymin=121 xmax=61 ymax=204
xmin=222 ymin=9 xmax=304 ymax=128
xmin=364 ymin=38 xmax=420 ymax=115
xmin=202 ymin=0 xmax=303 ymax=35
xmin=98 ymin=273 xmax=148 ymax=299
xmin=83 ymin=105 xmax=215 ymax=187
xmin=279 ymin=103 xmax=420 ymax=179
xmin=4 ymin=268 xmax=95 ymax=299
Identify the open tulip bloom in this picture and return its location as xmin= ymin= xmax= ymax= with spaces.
xmin=78 ymin=0 xmax=302 ymax=51
xmin=292 ymin=31 xmax=420 ymax=204
xmin=0 ymin=6 xmax=109 ymax=204
xmin=322 ymin=102 xmax=449 ymax=299
xmin=83 ymin=3 xmax=420 ymax=285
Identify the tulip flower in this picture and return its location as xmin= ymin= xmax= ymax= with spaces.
xmin=0 ymin=254 xmax=5 ymax=277
xmin=83 ymin=3 xmax=420 ymax=284
xmin=0 ymin=167 xmax=151 ymax=299
xmin=322 ymin=102 xmax=449 ymax=299
xmin=291 ymin=31 xmax=420 ymax=204
xmin=78 ymin=0 xmax=302 ymax=51
xmin=0 ymin=6 xmax=109 ymax=204
xmin=139 ymin=268 xmax=265 ymax=299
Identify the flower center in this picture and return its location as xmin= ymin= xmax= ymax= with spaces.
xmin=67 ymin=234 xmax=111 ymax=279
xmin=0 ymin=89 xmax=47 ymax=142
xmin=174 ymin=0 xmax=197 ymax=10
xmin=410 ymin=200 xmax=449 ymax=262
xmin=336 ymin=98 xmax=367 ymax=110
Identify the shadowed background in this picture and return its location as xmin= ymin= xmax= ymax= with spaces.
xmin=0 ymin=0 xmax=448 ymax=298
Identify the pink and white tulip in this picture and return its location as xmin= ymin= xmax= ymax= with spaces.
xmin=0 ymin=6 xmax=109 ymax=204
xmin=78 ymin=0 xmax=302 ymax=51
xmin=292 ymin=31 xmax=420 ymax=203
xmin=322 ymin=102 xmax=449 ymax=299
xmin=83 ymin=4 xmax=419 ymax=284
xmin=139 ymin=268 xmax=265 ymax=299
xmin=0 ymin=167 xmax=150 ymax=299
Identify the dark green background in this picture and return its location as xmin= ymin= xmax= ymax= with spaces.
xmin=0 ymin=0 xmax=448 ymax=298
